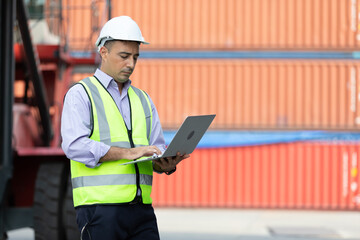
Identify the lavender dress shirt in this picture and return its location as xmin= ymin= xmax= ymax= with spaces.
xmin=61 ymin=69 xmax=166 ymax=168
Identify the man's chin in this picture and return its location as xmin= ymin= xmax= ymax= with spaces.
xmin=115 ymin=78 xmax=129 ymax=83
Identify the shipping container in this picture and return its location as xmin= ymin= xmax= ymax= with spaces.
xmin=151 ymin=140 xmax=360 ymax=210
xmin=71 ymin=59 xmax=360 ymax=130
xmin=59 ymin=0 xmax=107 ymax=51
xmin=59 ymin=0 xmax=360 ymax=51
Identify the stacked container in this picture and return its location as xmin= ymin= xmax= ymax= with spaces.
xmin=152 ymin=141 xmax=360 ymax=209
xmin=65 ymin=0 xmax=360 ymax=50
xmin=65 ymin=0 xmax=360 ymax=209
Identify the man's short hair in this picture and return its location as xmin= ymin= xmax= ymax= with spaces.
xmin=103 ymin=40 xmax=117 ymax=52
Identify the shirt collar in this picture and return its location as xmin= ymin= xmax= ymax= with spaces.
xmin=94 ymin=68 xmax=132 ymax=90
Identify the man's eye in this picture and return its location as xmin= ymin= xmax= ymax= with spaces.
xmin=120 ymin=55 xmax=128 ymax=59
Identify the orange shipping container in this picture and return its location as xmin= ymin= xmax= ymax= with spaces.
xmin=151 ymin=142 xmax=360 ymax=210
xmin=60 ymin=0 xmax=360 ymax=51
xmin=59 ymin=0 xmax=107 ymax=51
xmin=135 ymin=59 xmax=360 ymax=130
xmin=71 ymin=59 xmax=360 ymax=130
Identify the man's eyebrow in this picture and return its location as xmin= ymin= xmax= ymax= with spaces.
xmin=118 ymin=52 xmax=140 ymax=56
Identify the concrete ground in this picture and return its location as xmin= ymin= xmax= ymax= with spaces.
xmin=7 ymin=208 xmax=360 ymax=240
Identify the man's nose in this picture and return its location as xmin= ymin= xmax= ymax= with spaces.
xmin=126 ymin=58 xmax=135 ymax=69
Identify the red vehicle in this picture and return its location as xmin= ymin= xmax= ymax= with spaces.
xmin=0 ymin=0 xmax=105 ymax=239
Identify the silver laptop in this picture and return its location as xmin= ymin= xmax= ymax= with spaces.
xmin=120 ymin=114 xmax=216 ymax=165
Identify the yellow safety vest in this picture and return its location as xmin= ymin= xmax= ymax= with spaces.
xmin=70 ymin=76 xmax=153 ymax=207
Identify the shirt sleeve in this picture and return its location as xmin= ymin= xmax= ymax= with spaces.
xmin=61 ymin=84 xmax=110 ymax=168
xmin=147 ymin=95 xmax=166 ymax=174
xmin=147 ymin=96 xmax=166 ymax=153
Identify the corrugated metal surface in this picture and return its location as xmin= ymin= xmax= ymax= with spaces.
xmin=71 ymin=59 xmax=360 ymax=130
xmin=60 ymin=0 xmax=106 ymax=51
xmin=58 ymin=0 xmax=360 ymax=51
xmin=109 ymin=0 xmax=359 ymax=50
xmin=151 ymin=142 xmax=360 ymax=210
xmin=130 ymin=59 xmax=360 ymax=130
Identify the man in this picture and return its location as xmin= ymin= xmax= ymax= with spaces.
xmin=61 ymin=16 xmax=189 ymax=240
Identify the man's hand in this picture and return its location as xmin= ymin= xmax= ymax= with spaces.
xmin=153 ymin=152 xmax=190 ymax=173
xmin=100 ymin=145 xmax=161 ymax=162
xmin=128 ymin=146 xmax=162 ymax=160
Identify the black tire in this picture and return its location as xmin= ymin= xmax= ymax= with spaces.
xmin=0 ymin=233 xmax=7 ymax=240
xmin=62 ymin=177 xmax=80 ymax=240
xmin=34 ymin=162 xmax=68 ymax=240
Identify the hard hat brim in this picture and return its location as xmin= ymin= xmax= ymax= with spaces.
xmin=95 ymin=37 xmax=149 ymax=48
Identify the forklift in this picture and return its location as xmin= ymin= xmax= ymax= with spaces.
xmin=0 ymin=0 xmax=108 ymax=239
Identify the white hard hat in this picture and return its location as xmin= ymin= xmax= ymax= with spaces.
xmin=95 ymin=16 xmax=149 ymax=52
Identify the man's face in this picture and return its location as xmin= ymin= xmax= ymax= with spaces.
xmin=100 ymin=40 xmax=140 ymax=83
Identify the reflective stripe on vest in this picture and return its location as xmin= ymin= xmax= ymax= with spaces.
xmin=72 ymin=174 xmax=153 ymax=188
xmin=70 ymin=76 xmax=153 ymax=207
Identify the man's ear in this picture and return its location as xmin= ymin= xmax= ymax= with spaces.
xmin=99 ymin=46 xmax=108 ymax=60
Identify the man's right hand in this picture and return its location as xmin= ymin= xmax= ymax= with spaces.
xmin=128 ymin=145 xmax=162 ymax=160
xmin=99 ymin=145 xmax=161 ymax=163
